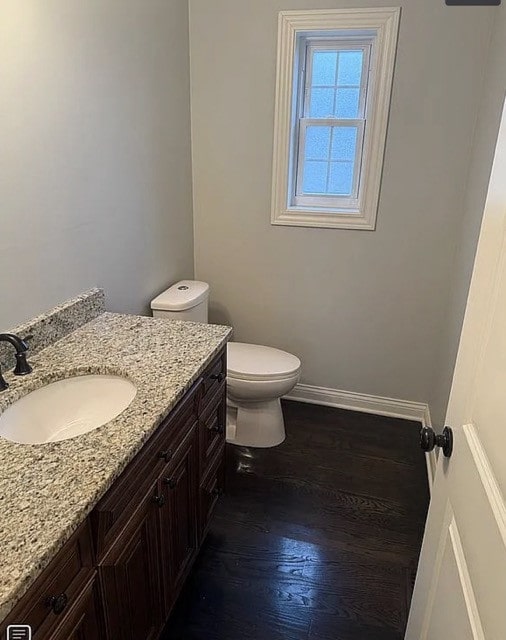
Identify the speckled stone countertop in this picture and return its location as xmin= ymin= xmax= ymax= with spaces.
xmin=0 ymin=312 xmax=231 ymax=622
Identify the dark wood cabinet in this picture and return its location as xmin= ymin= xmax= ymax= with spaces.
xmin=199 ymin=445 xmax=226 ymax=541
xmin=99 ymin=481 xmax=163 ymax=640
xmin=199 ymin=383 xmax=226 ymax=477
xmin=0 ymin=522 xmax=97 ymax=640
xmin=158 ymin=426 xmax=198 ymax=615
xmin=49 ymin=576 xmax=103 ymax=640
xmin=199 ymin=350 xmax=227 ymax=414
xmin=0 ymin=348 xmax=227 ymax=640
xmin=91 ymin=378 xmax=200 ymax=560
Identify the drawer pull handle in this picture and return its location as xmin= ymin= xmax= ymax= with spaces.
xmin=164 ymin=477 xmax=177 ymax=489
xmin=210 ymin=372 xmax=226 ymax=382
xmin=158 ymin=449 xmax=173 ymax=463
xmin=152 ymin=494 xmax=166 ymax=507
xmin=47 ymin=592 xmax=68 ymax=615
xmin=209 ymin=423 xmax=225 ymax=434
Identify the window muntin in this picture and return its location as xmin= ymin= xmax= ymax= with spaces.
xmin=292 ymin=38 xmax=371 ymax=210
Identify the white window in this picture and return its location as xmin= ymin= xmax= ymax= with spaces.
xmin=271 ymin=8 xmax=400 ymax=230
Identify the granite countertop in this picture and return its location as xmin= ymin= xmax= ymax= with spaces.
xmin=0 ymin=312 xmax=231 ymax=621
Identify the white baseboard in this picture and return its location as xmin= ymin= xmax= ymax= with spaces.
xmin=284 ymin=382 xmax=435 ymax=491
xmin=285 ymin=383 xmax=430 ymax=422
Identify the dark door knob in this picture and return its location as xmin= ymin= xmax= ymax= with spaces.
xmin=46 ymin=592 xmax=68 ymax=614
xmin=420 ymin=426 xmax=453 ymax=458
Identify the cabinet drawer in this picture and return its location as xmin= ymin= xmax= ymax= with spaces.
xmin=199 ymin=350 xmax=226 ymax=413
xmin=199 ymin=385 xmax=226 ymax=477
xmin=0 ymin=520 xmax=95 ymax=639
xmin=199 ymin=445 xmax=225 ymax=541
xmin=92 ymin=381 xmax=200 ymax=557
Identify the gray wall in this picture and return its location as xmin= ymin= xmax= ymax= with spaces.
xmin=0 ymin=0 xmax=194 ymax=330
xmin=190 ymin=0 xmax=493 ymax=423
xmin=430 ymin=3 xmax=506 ymax=424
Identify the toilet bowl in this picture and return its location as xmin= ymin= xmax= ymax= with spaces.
xmin=226 ymin=343 xmax=301 ymax=447
xmin=151 ymin=281 xmax=301 ymax=448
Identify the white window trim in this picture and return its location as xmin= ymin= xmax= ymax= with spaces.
xmin=271 ymin=8 xmax=401 ymax=230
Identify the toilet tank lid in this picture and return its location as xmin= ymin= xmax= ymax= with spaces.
xmin=150 ymin=280 xmax=209 ymax=311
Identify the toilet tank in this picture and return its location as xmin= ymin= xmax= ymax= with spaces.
xmin=151 ymin=280 xmax=209 ymax=323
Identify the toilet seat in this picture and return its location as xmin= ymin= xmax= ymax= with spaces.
xmin=227 ymin=343 xmax=301 ymax=382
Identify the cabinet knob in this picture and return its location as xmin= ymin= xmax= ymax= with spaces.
xmin=210 ymin=372 xmax=226 ymax=382
xmin=208 ymin=487 xmax=223 ymax=498
xmin=208 ymin=423 xmax=225 ymax=434
xmin=163 ymin=477 xmax=177 ymax=489
xmin=46 ymin=592 xmax=68 ymax=614
xmin=158 ymin=449 xmax=173 ymax=463
xmin=152 ymin=494 xmax=166 ymax=507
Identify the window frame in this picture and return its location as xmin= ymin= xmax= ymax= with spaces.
xmin=271 ymin=8 xmax=401 ymax=230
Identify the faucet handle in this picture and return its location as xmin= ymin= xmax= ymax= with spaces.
xmin=0 ymin=365 xmax=9 ymax=391
xmin=14 ymin=353 xmax=32 ymax=376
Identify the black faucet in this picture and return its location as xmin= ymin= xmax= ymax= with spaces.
xmin=0 ymin=333 xmax=33 ymax=383
xmin=0 ymin=366 xmax=8 ymax=391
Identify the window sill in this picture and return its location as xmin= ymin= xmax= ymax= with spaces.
xmin=271 ymin=208 xmax=376 ymax=230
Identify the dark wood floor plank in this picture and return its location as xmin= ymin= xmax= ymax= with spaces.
xmin=281 ymin=402 xmax=427 ymax=479
xmin=308 ymin=613 xmax=404 ymax=640
xmin=212 ymin=505 xmax=423 ymax=569
xmin=226 ymin=447 xmax=427 ymax=517
xmin=161 ymin=402 xmax=429 ymax=640
xmin=225 ymin=456 xmax=428 ymax=534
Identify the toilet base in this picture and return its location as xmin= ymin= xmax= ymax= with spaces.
xmin=226 ymin=399 xmax=286 ymax=448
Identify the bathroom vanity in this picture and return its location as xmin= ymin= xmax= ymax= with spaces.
xmin=0 ymin=291 xmax=231 ymax=640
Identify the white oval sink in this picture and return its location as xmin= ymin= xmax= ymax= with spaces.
xmin=0 ymin=375 xmax=137 ymax=444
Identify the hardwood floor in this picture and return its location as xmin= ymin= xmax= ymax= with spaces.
xmin=161 ymin=400 xmax=430 ymax=640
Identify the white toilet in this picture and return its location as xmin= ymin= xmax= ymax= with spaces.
xmin=151 ymin=280 xmax=301 ymax=447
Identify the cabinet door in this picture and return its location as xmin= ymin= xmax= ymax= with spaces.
xmin=159 ymin=426 xmax=198 ymax=615
xmin=49 ymin=576 xmax=103 ymax=640
xmin=99 ymin=484 xmax=163 ymax=640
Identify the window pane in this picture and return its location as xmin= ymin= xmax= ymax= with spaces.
xmin=337 ymin=51 xmax=363 ymax=86
xmin=312 ymin=51 xmax=337 ymax=86
xmin=335 ymin=88 xmax=360 ymax=118
xmin=328 ymin=162 xmax=354 ymax=195
xmin=331 ymin=127 xmax=358 ymax=161
xmin=302 ymin=161 xmax=327 ymax=193
xmin=305 ymin=126 xmax=331 ymax=160
xmin=309 ymin=88 xmax=334 ymax=117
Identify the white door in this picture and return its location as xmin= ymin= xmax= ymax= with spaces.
xmin=405 ymin=99 xmax=506 ymax=640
